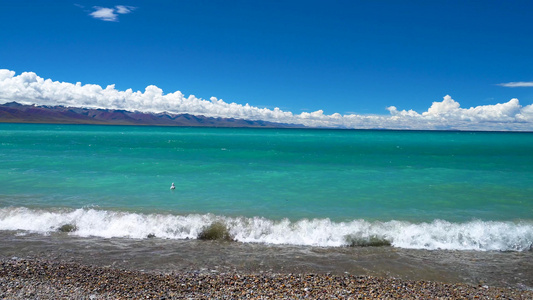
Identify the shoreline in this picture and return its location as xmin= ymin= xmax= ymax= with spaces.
xmin=2 ymin=257 xmax=533 ymax=299
xmin=2 ymin=233 xmax=533 ymax=290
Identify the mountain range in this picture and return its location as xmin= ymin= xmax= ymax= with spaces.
xmin=0 ymin=102 xmax=302 ymax=128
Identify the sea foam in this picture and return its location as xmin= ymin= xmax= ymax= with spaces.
xmin=1 ymin=207 xmax=532 ymax=251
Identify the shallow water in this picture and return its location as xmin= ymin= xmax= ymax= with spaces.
xmin=1 ymin=232 xmax=532 ymax=290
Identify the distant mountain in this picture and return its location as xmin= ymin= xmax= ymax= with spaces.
xmin=0 ymin=102 xmax=303 ymax=128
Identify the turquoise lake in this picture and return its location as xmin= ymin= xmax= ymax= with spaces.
xmin=1 ymin=123 xmax=532 ymax=251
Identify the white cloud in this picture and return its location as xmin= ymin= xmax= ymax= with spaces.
xmin=498 ymin=81 xmax=533 ymax=88
xmin=423 ymin=95 xmax=461 ymax=116
xmin=1 ymin=69 xmax=532 ymax=131
xmin=90 ymin=7 xmax=117 ymax=21
xmin=115 ymin=5 xmax=135 ymax=14
xmin=90 ymin=5 xmax=136 ymax=22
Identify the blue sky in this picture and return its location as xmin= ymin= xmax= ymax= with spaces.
xmin=1 ymin=1 xmax=533 ymax=130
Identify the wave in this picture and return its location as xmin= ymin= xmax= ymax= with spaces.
xmin=1 ymin=207 xmax=532 ymax=251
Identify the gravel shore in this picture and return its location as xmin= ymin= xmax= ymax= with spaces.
xmin=1 ymin=257 xmax=532 ymax=299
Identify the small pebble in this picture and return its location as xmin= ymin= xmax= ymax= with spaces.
xmin=1 ymin=258 xmax=532 ymax=299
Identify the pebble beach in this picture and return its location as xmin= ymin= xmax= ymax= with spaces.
xmin=2 ymin=257 xmax=533 ymax=299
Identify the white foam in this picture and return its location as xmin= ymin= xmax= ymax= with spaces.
xmin=1 ymin=207 xmax=532 ymax=251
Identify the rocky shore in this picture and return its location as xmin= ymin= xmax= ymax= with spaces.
xmin=1 ymin=257 xmax=532 ymax=299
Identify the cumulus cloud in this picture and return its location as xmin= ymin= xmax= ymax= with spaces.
xmin=1 ymin=69 xmax=532 ymax=131
xmin=498 ymin=81 xmax=533 ymax=88
xmin=90 ymin=5 xmax=136 ymax=22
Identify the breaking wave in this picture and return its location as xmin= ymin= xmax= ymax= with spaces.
xmin=1 ymin=207 xmax=532 ymax=251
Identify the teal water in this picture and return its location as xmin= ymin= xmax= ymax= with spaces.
xmin=1 ymin=123 xmax=533 ymax=250
xmin=2 ymin=123 xmax=532 ymax=221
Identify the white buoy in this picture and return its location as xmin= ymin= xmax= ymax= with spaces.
xmin=170 ymin=183 xmax=175 ymax=190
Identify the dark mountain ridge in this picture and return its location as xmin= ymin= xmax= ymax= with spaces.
xmin=0 ymin=102 xmax=302 ymax=128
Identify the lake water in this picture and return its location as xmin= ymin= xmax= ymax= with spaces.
xmin=1 ymin=123 xmax=532 ymax=288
